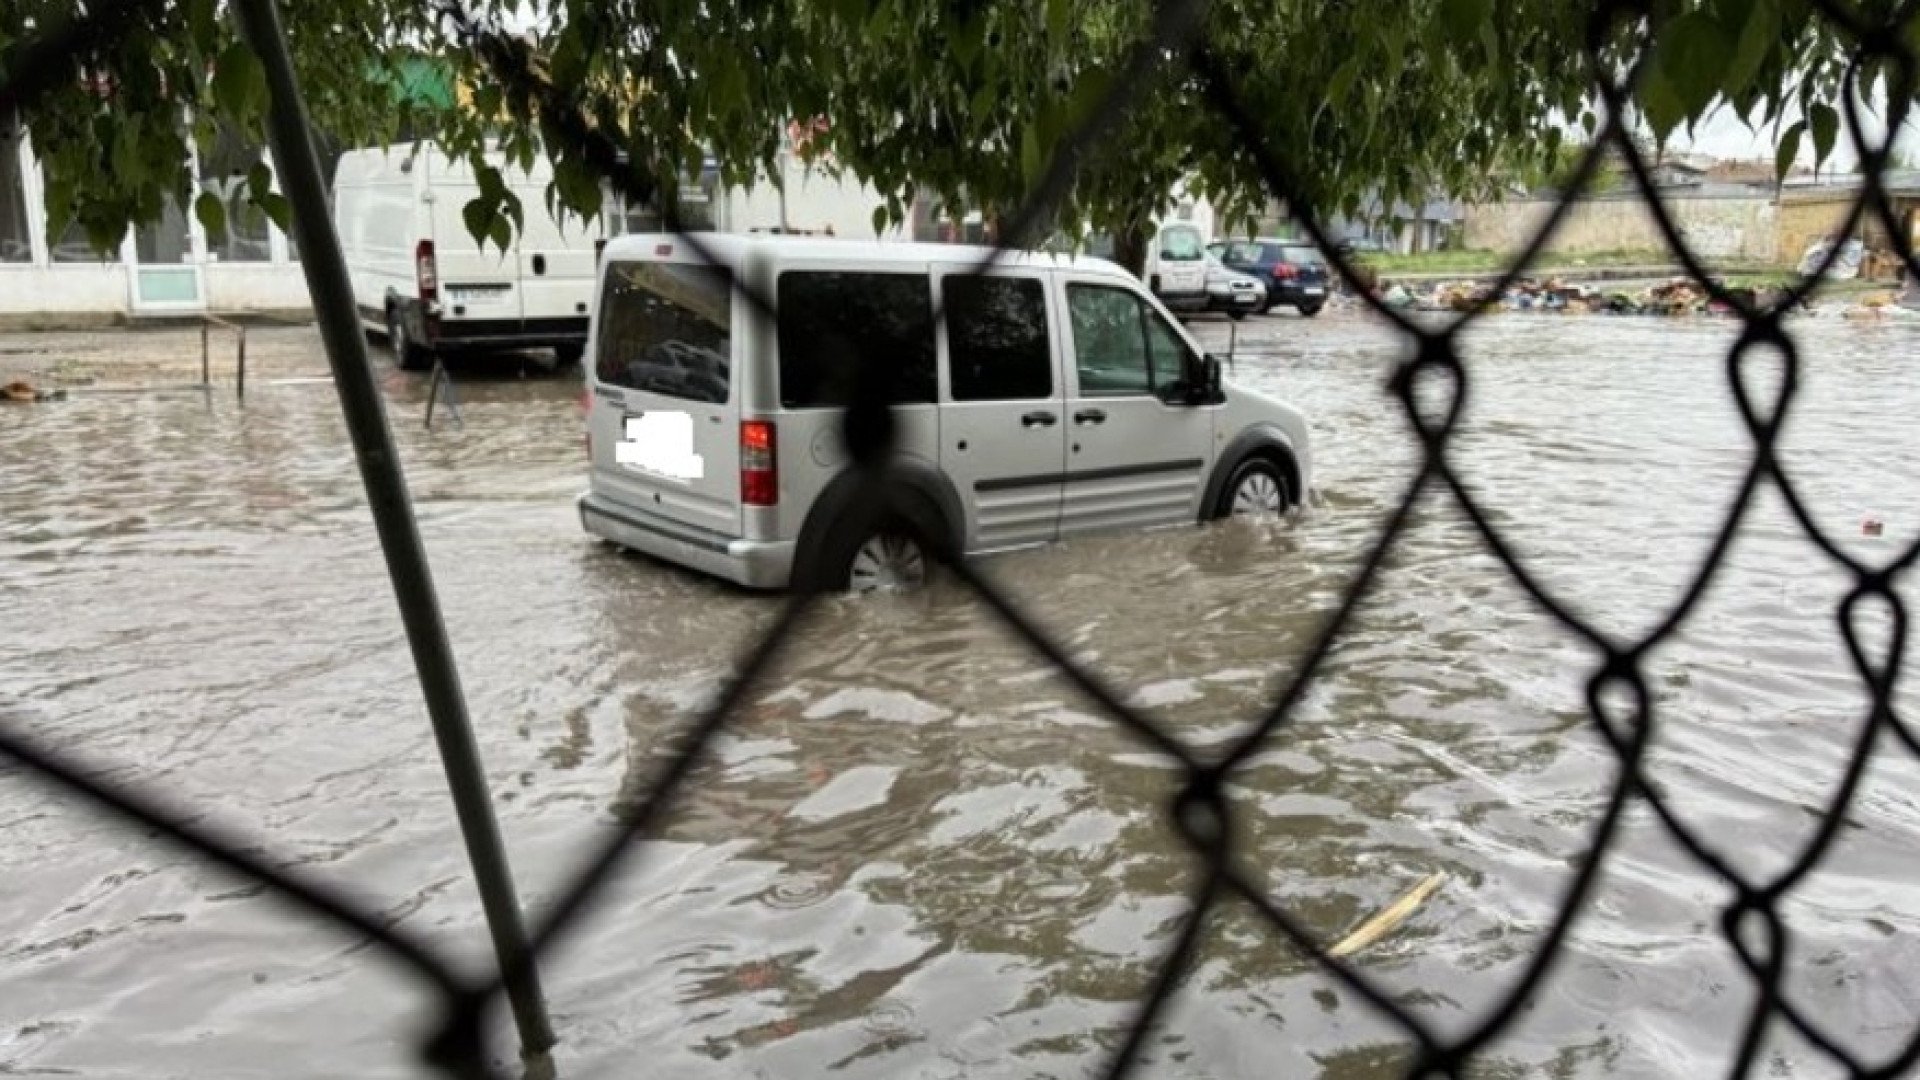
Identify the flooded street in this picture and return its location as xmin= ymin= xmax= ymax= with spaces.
xmin=4 ymin=310 xmax=1920 ymax=1078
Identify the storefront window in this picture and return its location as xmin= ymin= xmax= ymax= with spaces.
xmin=197 ymin=126 xmax=272 ymax=263
xmin=1 ymin=130 xmax=31 ymax=263
xmin=50 ymin=219 xmax=120 ymax=263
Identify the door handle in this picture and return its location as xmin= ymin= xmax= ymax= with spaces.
xmin=532 ymin=254 xmax=547 ymax=276
xmin=1020 ymin=411 xmax=1058 ymax=428
xmin=1073 ymin=408 xmax=1107 ymax=425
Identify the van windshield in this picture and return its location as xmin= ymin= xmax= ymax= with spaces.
xmin=1159 ymin=226 xmax=1204 ymax=261
xmin=595 ymin=261 xmax=732 ymax=404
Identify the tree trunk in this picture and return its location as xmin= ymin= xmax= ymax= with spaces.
xmin=1114 ymin=217 xmax=1151 ymax=279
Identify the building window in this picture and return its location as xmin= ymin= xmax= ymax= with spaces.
xmin=197 ymin=126 xmax=272 ymax=263
xmin=50 ymin=219 xmax=119 ymax=263
xmin=1 ymin=132 xmax=30 ymax=263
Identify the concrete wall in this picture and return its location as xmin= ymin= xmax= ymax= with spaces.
xmin=1770 ymin=191 xmax=1920 ymax=266
xmin=1464 ymin=194 xmax=1779 ymax=263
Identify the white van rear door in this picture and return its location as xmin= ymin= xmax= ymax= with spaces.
xmin=431 ymin=180 xmax=521 ymax=323
xmin=589 ymin=257 xmax=742 ymax=537
xmin=515 ymin=184 xmax=597 ymax=324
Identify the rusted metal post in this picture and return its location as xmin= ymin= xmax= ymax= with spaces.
xmin=231 ymin=0 xmax=556 ymax=1068
xmin=235 ymin=327 xmax=247 ymax=403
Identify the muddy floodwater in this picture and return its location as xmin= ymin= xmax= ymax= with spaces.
xmin=3 ymin=312 xmax=1919 ymax=1079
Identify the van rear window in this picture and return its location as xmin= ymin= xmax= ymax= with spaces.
xmin=595 ymin=261 xmax=732 ymax=404
xmin=777 ymin=271 xmax=936 ymax=408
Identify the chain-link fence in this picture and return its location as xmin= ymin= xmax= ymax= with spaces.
xmin=4 ymin=0 xmax=1919 ymax=1077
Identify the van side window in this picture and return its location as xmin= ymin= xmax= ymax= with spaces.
xmin=595 ymin=261 xmax=732 ymax=404
xmin=1068 ymin=283 xmax=1153 ymax=397
xmin=943 ymin=276 xmax=1052 ymax=401
xmin=778 ymin=271 xmax=936 ymax=408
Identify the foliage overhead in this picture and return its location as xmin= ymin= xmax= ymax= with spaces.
xmin=1 ymin=0 xmax=1914 ymax=258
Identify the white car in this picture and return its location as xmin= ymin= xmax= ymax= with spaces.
xmin=579 ymin=234 xmax=1314 ymax=591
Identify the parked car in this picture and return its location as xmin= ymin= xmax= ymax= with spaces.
xmin=1208 ymin=239 xmax=1331 ymax=316
xmin=1145 ymin=222 xmax=1210 ymax=313
xmin=1334 ymin=236 xmax=1390 ymax=256
xmin=580 ymin=234 xmax=1315 ymax=592
xmin=333 ymin=142 xmax=608 ymax=370
xmin=1204 ymin=253 xmax=1266 ymax=320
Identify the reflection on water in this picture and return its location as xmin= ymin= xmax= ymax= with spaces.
xmin=2 ymin=314 xmax=1918 ymax=1078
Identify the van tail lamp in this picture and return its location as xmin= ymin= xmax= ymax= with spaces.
xmin=1272 ymin=263 xmax=1298 ymax=281
xmin=740 ymin=420 xmax=778 ymax=506
xmin=415 ymin=239 xmax=439 ymax=302
xmin=595 ymin=239 xmax=608 ymax=265
xmin=655 ymin=243 xmax=673 ymax=257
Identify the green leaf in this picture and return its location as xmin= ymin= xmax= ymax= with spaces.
xmin=194 ymin=191 xmax=226 ymax=243
xmin=1327 ymin=57 xmax=1359 ymax=108
xmin=1808 ymin=101 xmax=1838 ymax=167
xmin=256 ymin=190 xmax=292 ymax=231
xmin=488 ymin=214 xmax=513 ymax=254
xmin=1638 ymin=65 xmax=1687 ymax=144
xmin=1439 ymin=0 xmax=1489 ymax=46
xmin=872 ymin=204 xmax=888 ymax=237
xmin=1723 ymin=0 xmax=1777 ymax=101
xmin=1046 ymin=0 xmax=1070 ymax=48
xmin=462 ymin=197 xmax=492 ymax=247
xmin=211 ymin=42 xmax=267 ymax=119
xmin=1020 ymin=125 xmax=1042 ymax=186
xmin=246 ymin=162 xmax=274 ymax=205
xmin=1774 ymin=117 xmax=1805 ymax=181
xmin=1657 ymin=12 xmax=1731 ymax=119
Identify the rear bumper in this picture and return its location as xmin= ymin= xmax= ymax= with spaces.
xmin=1270 ymin=283 xmax=1329 ymax=306
xmin=433 ymin=317 xmax=588 ymax=350
xmin=579 ymin=491 xmax=794 ymax=590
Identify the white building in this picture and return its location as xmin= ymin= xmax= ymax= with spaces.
xmin=2 ymin=118 xmax=909 ymax=326
xmin=1 ymin=123 xmax=313 ymax=325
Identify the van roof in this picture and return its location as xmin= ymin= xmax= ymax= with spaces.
xmin=602 ymin=233 xmax=1136 ymax=280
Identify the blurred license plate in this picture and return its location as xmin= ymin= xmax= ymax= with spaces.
xmin=615 ymin=411 xmax=704 ymax=480
xmin=447 ymin=284 xmax=510 ymax=302
xmin=1303 ymin=286 xmax=1325 ymax=295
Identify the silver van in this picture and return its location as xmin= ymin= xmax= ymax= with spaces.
xmin=579 ymin=234 xmax=1313 ymax=591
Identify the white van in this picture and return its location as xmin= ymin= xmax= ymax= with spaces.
xmin=332 ymin=143 xmax=609 ymax=369
xmin=1145 ymin=222 xmax=1210 ymax=313
xmin=579 ymin=234 xmax=1313 ymax=591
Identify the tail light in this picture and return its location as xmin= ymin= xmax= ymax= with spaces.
xmin=1272 ymin=263 xmax=1298 ymax=281
xmin=741 ymin=420 xmax=778 ymax=506
xmin=415 ymin=239 xmax=439 ymax=302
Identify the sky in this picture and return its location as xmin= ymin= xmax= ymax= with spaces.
xmin=1657 ymin=101 xmax=1918 ymax=172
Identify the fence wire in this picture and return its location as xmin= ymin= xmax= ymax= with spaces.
xmin=4 ymin=0 xmax=1920 ymax=1077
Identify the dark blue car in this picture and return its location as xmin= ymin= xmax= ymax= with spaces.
xmin=1207 ymin=239 xmax=1331 ymax=317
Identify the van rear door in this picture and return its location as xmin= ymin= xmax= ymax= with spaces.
xmin=588 ymin=257 xmax=742 ymax=537
xmin=515 ymin=184 xmax=597 ymax=328
xmin=429 ymin=165 xmax=521 ymax=326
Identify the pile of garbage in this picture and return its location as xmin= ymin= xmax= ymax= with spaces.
xmin=1375 ymin=276 xmax=1836 ymax=318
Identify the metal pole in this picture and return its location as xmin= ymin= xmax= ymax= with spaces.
xmin=200 ymin=322 xmax=211 ymax=387
xmin=235 ymin=327 xmax=247 ymax=404
xmin=231 ymin=0 xmax=556 ymax=1065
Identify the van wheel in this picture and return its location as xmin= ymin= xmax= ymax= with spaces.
xmin=387 ymin=307 xmax=429 ymax=372
xmin=554 ymin=343 xmax=585 ymax=366
xmin=1297 ymin=302 xmax=1324 ymax=318
xmin=1216 ymin=457 xmax=1292 ymax=519
xmin=845 ymin=529 xmax=929 ymax=593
